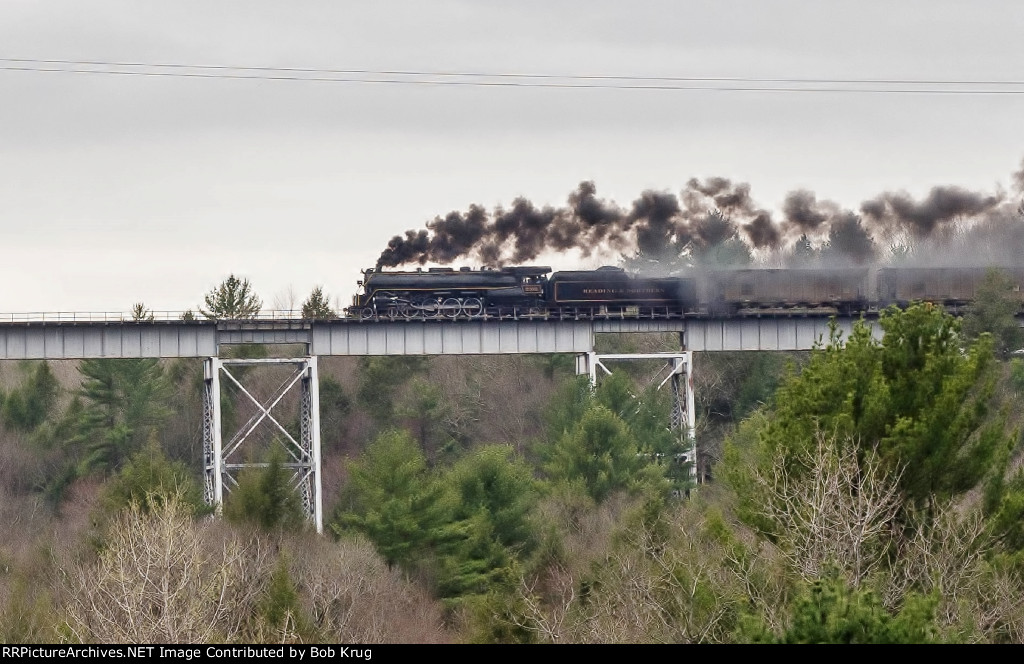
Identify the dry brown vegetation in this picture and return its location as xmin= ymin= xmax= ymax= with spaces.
xmin=1 ymin=311 xmax=1023 ymax=644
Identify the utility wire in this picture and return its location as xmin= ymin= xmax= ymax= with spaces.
xmin=3 ymin=57 xmax=1024 ymax=94
xmin=4 ymin=57 xmax=1024 ymax=85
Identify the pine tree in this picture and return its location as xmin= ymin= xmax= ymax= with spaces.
xmin=543 ymin=404 xmax=646 ymax=502
xmin=301 ymin=286 xmax=335 ymax=319
xmin=73 ymin=358 xmax=172 ymax=474
xmin=199 ymin=274 xmax=262 ymax=319
xmin=335 ymin=429 xmax=453 ymax=567
xmin=223 ymin=446 xmax=306 ymax=531
xmin=962 ymin=268 xmax=1024 ymax=357
xmin=724 ymin=304 xmax=1008 ymax=521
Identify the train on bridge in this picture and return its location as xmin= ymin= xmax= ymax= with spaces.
xmin=347 ymin=264 xmax=1024 ymax=320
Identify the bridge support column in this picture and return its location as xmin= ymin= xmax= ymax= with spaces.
xmin=575 ymin=351 xmax=698 ymax=487
xmin=202 ymin=356 xmax=323 ymax=533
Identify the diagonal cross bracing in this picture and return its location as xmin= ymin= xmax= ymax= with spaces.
xmin=202 ymin=356 xmax=323 ymax=533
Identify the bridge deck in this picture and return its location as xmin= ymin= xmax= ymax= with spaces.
xmin=0 ymin=315 xmax=884 ymax=359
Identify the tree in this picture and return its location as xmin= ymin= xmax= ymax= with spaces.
xmin=73 ymin=358 xmax=173 ymax=474
xmin=101 ymin=437 xmax=208 ymax=518
xmin=741 ymin=575 xmax=938 ymax=644
xmin=223 ymin=446 xmax=307 ymax=532
xmin=749 ymin=434 xmax=903 ymax=586
xmin=130 ymin=302 xmax=154 ymax=321
xmin=301 ymin=286 xmax=335 ymax=319
xmin=820 ymin=213 xmax=875 ymax=265
xmin=1 ymin=361 xmax=59 ymax=433
xmin=318 ymin=376 xmax=351 ymax=451
xmin=724 ymin=304 xmax=1008 ymax=522
xmin=356 ymin=356 xmax=427 ymax=423
xmin=689 ymin=211 xmax=753 ymax=268
xmin=397 ymin=377 xmax=450 ymax=460
xmin=199 ymin=274 xmax=262 ymax=320
xmin=335 ymin=430 xmax=453 ymax=567
xmin=435 ymin=446 xmax=540 ymax=600
xmin=962 ymin=268 xmax=1024 ymax=358
xmin=787 ymin=234 xmax=818 ymax=266
xmin=61 ymin=491 xmax=274 ymax=643
xmin=543 ymin=404 xmax=646 ymax=503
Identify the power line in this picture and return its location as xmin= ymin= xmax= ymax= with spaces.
xmin=4 ymin=57 xmax=1024 ymax=85
xmin=3 ymin=57 xmax=1024 ymax=94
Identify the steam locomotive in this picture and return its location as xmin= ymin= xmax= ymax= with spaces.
xmin=347 ymin=265 xmax=1024 ymax=320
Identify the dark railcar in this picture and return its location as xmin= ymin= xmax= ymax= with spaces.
xmin=877 ymin=267 xmax=1024 ymax=308
xmin=702 ymin=268 xmax=869 ymax=313
xmin=548 ymin=266 xmax=698 ymax=311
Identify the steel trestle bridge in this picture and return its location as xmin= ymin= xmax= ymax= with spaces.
xmin=0 ymin=309 xmax=884 ymax=533
xmin=0 ymin=310 xmax=878 ymax=360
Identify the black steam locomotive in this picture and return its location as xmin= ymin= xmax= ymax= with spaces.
xmin=347 ymin=265 xmax=1024 ymax=320
xmin=348 ymin=265 xmax=698 ymax=319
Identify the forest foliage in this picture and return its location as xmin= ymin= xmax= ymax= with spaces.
xmin=0 ymin=277 xmax=1023 ymax=643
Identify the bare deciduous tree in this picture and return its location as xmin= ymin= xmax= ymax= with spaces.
xmin=287 ymin=534 xmax=451 ymax=643
xmin=61 ymin=493 xmax=273 ymax=643
xmin=503 ymin=496 xmax=746 ymax=644
xmin=886 ymin=503 xmax=993 ymax=637
xmin=752 ymin=434 xmax=903 ymax=586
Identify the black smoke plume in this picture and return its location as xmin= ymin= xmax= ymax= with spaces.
xmin=628 ymin=190 xmax=685 ymax=257
xmin=822 ymin=213 xmax=876 ymax=265
xmin=743 ymin=212 xmax=780 ymax=249
xmin=1013 ymin=157 xmax=1024 ymax=195
xmin=859 ymin=186 xmax=1002 ymax=237
xmin=783 ymin=190 xmax=833 ymax=234
xmin=374 ymin=160 xmax=1023 ymax=269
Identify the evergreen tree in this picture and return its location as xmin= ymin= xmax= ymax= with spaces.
xmin=444 ymin=446 xmax=539 ymax=556
xmin=356 ymin=356 xmax=427 ymax=423
xmin=301 ymin=286 xmax=335 ymax=319
xmin=1 ymin=362 xmax=59 ymax=433
xmin=101 ymin=437 xmax=208 ymax=517
xmin=335 ymin=429 xmax=453 ymax=567
xmin=724 ymin=304 xmax=1008 ymax=522
xmin=543 ymin=404 xmax=646 ymax=502
xmin=741 ymin=575 xmax=938 ymax=644
xmin=788 ymin=233 xmax=818 ymax=265
xmin=962 ymin=268 xmax=1024 ymax=357
xmin=199 ymin=274 xmax=262 ymax=319
xmin=223 ymin=446 xmax=306 ymax=531
xmin=73 ymin=358 xmax=173 ymax=474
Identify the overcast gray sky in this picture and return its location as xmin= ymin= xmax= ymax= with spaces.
xmin=2 ymin=0 xmax=1023 ymax=313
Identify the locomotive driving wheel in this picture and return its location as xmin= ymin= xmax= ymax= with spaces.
xmin=399 ymin=299 xmax=419 ymax=319
xmin=442 ymin=297 xmax=462 ymax=319
xmin=462 ymin=297 xmax=483 ymax=318
xmin=424 ymin=297 xmax=444 ymax=318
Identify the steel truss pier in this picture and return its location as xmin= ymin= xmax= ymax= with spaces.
xmin=576 ymin=351 xmax=697 ymax=485
xmin=203 ymin=357 xmax=323 ymax=532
